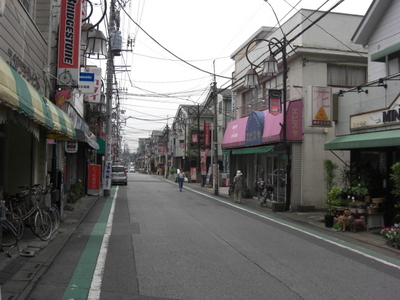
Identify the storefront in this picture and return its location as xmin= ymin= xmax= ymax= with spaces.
xmin=325 ymin=94 xmax=400 ymax=226
xmin=0 ymin=56 xmax=75 ymax=196
xmin=222 ymin=100 xmax=302 ymax=207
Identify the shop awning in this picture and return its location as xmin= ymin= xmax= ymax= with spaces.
xmin=75 ymin=129 xmax=99 ymax=149
xmin=325 ymin=130 xmax=400 ymax=150
xmin=222 ymin=116 xmax=248 ymax=149
xmin=97 ymin=137 xmax=105 ymax=154
xmin=0 ymin=56 xmax=75 ymax=139
xmin=232 ymin=146 xmax=274 ymax=155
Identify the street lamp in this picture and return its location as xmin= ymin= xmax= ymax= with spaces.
xmin=244 ymin=37 xmax=290 ymax=209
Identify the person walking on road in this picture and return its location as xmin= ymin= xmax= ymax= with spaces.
xmin=177 ymin=169 xmax=185 ymax=191
xmin=233 ymin=170 xmax=245 ymax=203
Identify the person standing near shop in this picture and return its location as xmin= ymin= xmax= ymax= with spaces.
xmin=177 ymin=169 xmax=185 ymax=192
xmin=233 ymin=170 xmax=245 ymax=203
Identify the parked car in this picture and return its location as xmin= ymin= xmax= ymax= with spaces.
xmin=111 ymin=165 xmax=127 ymax=185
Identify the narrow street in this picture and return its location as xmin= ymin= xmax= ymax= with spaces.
xmin=15 ymin=172 xmax=398 ymax=300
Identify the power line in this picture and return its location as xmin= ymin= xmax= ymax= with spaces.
xmin=116 ymin=0 xmax=231 ymax=80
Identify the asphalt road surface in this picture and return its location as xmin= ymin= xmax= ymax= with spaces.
xmin=27 ymin=173 xmax=400 ymax=300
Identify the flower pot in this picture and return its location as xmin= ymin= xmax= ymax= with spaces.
xmin=357 ymin=208 xmax=365 ymax=213
xmin=324 ymin=215 xmax=334 ymax=228
xmin=350 ymin=208 xmax=357 ymax=213
xmin=372 ymin=198 xmax=384 ymax=203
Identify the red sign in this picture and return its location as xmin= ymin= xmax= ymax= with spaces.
xmin=204 ymin=122 xmax=210 ymax=146
xmin=88 ymin=165 xmax=101 ymax=190
xmin=57 ymin=0 xmax=82 ymax=86
xmin=192 ymin=134 xmax=198 ymax=143
xmin=268 ymin=89 xmax=282 ymax=116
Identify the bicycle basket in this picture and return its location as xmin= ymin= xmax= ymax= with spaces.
xmin=39 ymin=194 xmax=52 ymax=209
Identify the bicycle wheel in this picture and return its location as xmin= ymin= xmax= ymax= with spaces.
xmin=1 ymin=212 xmax=25 ymax=247
xmin=34 ymin=210 xmax=53 ymax=241
xmin=49 ymin=205 xmax=60 ymax=232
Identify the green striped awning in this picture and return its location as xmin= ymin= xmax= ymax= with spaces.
xmin=0 ymin=56 xmax=75 ymax=139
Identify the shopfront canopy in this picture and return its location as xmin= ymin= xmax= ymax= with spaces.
xmin=0 ymin=56 xmax=75 ymax=139
xmin=222 ymin=116 xmax=248 ymax=148
xmin=325 ymin=130 xmax=400 ymax=150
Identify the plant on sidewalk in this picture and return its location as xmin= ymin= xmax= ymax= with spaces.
xmin=323 ymin=159 xmax=339 ymax=216
xmin=380 ymin=226 xmax=400 ymax=246
xmin=67 ymin=179 xmax=85 ymax=203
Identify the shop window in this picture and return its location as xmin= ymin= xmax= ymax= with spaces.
xmin=327 ymin=64 xmax=367 ymax=87
xmin=388 ymin=51 xmax=400 ymax=75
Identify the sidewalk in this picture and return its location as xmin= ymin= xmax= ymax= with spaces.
xmin=184 ymin=179 xmax=397 ymax=254
xmin=0 ymin=195 xmax=99 ymax=299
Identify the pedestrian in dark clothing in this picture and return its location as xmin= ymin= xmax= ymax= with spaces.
xmin=233 ymin=170 xmax=244 ymax=203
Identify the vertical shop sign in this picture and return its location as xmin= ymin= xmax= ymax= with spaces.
xmin=57 ymin=0 xmax=82 ymax=87
xmin=86 ymin=67 xmax=102 ymax=103
xmin=308 ymin=86 xmax=332 ymax=127
xmin=204 ymin=122 xmax=210 ymax=146
xmin=88 ymin=165 xmax=101 ymax=195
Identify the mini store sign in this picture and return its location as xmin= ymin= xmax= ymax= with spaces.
xmin=351 ymin=93 xmax=400 ymax=130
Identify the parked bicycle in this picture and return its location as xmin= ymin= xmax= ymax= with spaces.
xmin=256 ymin=179 xmax=274 ymax=206
xmin=6 ymin=183 xmax=55 ymax=241
xmin=1 ymin=203 xmax=24 ymax=257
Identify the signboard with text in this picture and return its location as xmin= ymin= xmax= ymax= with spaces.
xmin=87 ymin=165 xmax=101 ymax=195
xmin=308 ymin=86 xmax=332 ymax=127
xmin=57 ymin=0 xmax=82 ymax=87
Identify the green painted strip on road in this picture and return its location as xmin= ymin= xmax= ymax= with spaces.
xmin=62 ymin=187 xmax=116 ymax=300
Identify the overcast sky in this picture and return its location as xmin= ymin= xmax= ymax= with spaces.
xmin=88 ymin=0 xmax=373 ymax=152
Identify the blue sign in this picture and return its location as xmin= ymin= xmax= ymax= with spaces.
xmin=79 ymin=72 xmax=95 ymax=82
xmin=245 ymin=111 xmax=265 ymax=146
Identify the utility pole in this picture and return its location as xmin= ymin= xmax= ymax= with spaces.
xmin=103 ymin=0 xmax=116 ymax=197
xmin=213 ymin=61 xmax=219 ymax=195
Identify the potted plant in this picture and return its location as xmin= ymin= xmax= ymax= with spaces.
xmin=356 ymin=201 xmax=367 ymax=213
xmin=323 ymin=159 xmax=339 ymax=227
xmin=351 ymin=184 xmax=369 ymax=201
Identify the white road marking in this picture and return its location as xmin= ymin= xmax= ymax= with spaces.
xmin=87 ymin=186 xmax=118 ymax=300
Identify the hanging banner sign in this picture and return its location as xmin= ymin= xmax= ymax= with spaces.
xmin=192 ymin=134 xmax=198 ymax=143
xmin=86 ymin=67 xmax=102 ymax=103
xmin=268 ymin=89 xmax=282 ymax=116
xmin=57 ymin=0 xmax=82 ymax=87
xmin=179 ymin=140 xmax=185 ymax=149
xmin=204 ymin=122 xmax=210 ymax=146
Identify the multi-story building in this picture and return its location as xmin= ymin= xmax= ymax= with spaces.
xmin=223 ymin=9 xmax=367 ymax=210
xmin=325 ymin=0 xmax=400 ymax=226
xmin=0 ymin=0 xmax=103 ymax=207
